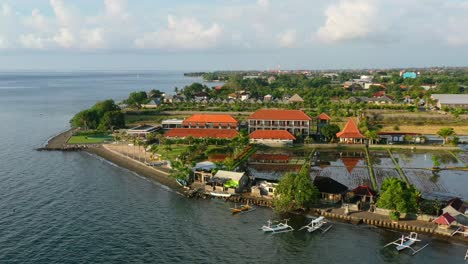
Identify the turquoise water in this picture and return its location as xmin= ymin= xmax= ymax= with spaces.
xmin=0 ymin=72 xmax=466 ymax=263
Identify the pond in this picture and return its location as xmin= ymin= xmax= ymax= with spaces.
xmin=245 ymin=148 xmax=468 ymax=200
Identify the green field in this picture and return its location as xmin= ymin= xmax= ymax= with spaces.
xmin=68 ymin=135 xmax=113 ymax=144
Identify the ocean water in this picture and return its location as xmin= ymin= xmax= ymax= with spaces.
xmin=0 ymin=71 xmax=466 ymax=263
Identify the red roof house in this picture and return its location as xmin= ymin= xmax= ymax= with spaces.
xmin=433 ymin=212 xmax=457 ymax=227
xmin=165 ymin=128 xmax=238 ymax=139
xmin=336 ymin=118 xmax=366 ymax=144
xmin=249 ymin=130 xmax=296 ymax=145
xmin=248 ymin=109 xmax=312 ymax=135
xmin=183 ymin=114 xmax=238 ymax=129
xmin=317 ymin=113 xmax=332 ymax=121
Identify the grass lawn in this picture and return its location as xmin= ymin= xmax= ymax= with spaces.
xmin=68 ymin=135 xmax=114 ymax=144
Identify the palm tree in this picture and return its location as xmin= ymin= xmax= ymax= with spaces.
xmin=437 ymin=127 xmax=455 ymax=145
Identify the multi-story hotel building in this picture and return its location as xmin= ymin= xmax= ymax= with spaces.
xmin=247 ymin=109 xmax=312 ymax=135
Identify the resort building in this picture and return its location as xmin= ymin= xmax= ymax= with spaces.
xmin=249 ymin=130 xmax=296 ymax=145
xmin=164 ymin=128 xmax=238 ymax=139
xmin=431 ymin=94 xmax=468 ymax=109
xmin=161 ymin=119 xmax=184 ymax=130
xmin=182 ymin=114 xmax=238 ymax=129
xmin=127 ymin=125 xmax=159 ymax=137
xmin=336 ymin=118 xmax=366 ymax=144
xmin=247 ymin=109 xmax=312 ymax=135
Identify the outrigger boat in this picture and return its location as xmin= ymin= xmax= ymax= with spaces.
xmin=465 ymin=249 xmax=468 ymax=260
xmin=210 ymin=192 xmax=231 ymax=198
xmin=261 ymin=219 xmax=294 ymax=234
xmin=299 ymin=216 xmax=332 ymax=234
xmin=383 ymin=232 xmax=429 ymax=255
xmin=451 ymin=225 xmax=468 ymax=237
xmin=231 ymin=203 xmax=255 ymax=214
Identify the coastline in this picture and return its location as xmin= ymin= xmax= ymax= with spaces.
xmin=86 ymin=145 xmax=184 ymax=192
xmin=40 ymin=128 xmax=468 ymax=244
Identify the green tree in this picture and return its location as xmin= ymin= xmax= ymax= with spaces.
xmin=70 ymin=109 xmax=99 ymax=130
xmin=376 ymin=178 xmax=418 ymax=214
xmin=92 ymin=99 xmax=119 ymax=117
xmin=126 ymin=91 xmax=148 ymax=108
xmin=98 ymin=111 xmax=125 ymax=131
xmin=364 ymin=130 xmax=379 ymax=145
xmin=170 ymin=160 xmax=192 ymax=181
xmin=320 ymin=124 xmax=341 ymax=142
xmin=273 ymin=169 xmax=319 ymax=214
xmin=437 ymin=127 xmax=455 ymax=144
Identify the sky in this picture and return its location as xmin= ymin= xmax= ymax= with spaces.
xmin=1 ymin=0 xmax=468 ymax=71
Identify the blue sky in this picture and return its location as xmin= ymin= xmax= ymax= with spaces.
xmin=1 ymin=0 xmax=468 ymax=71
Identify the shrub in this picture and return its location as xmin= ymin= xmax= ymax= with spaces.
xmin=389 ymin=211 xmax=400 ymax=221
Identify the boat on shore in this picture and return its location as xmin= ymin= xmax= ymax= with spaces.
xmin=210 ymin=192 xmax=231 ymax=198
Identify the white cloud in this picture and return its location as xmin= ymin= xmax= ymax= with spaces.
xmin=2 ymin=3 xmax=11 ymax=16
xmin=104 ymin=0 xmax=128 ymax=18
xmin=135 ymin=15 xmax=223 ymax=50
xmin=257 ymin=0 xmax=270 ymax=8
xmin=0 ymin=36 xmax=6 ymax=48
xmin=278 ymin=29 xmax=297 ymax=48
xmin=80 ymin=28 xmax=106 ymax=49
xmin=23 ymin=9 xmax=52 ymax=33
xmin=317 ymin=0 xmax=379 ymax=43
xmin=19 ymin=34 xmax=48 ymax=49
xmin=53 ymin=28 xmax=75 ymax=48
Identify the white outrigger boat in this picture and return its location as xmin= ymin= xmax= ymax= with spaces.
xmin=383 ymin=232 xmax=429 ymax=255
xmin=210 ymin=192 xmax=231 ymax=198
xmin=451 ymin=225 xmax=468 ymax=237
xmin=299 ymin=216 xmax=333 ymax=234
xmin=261 ymin=219 xmax=294 ymax=234
xmin=465 ymin=249 xmax=468 ymax=260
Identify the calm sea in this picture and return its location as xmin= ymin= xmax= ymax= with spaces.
xmin=0 ymin=71 xmax=466 ymax=263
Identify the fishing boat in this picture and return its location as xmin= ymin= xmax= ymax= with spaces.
xmin=451 ymin=225 xmax=468 ymax=237
xmin=465 ymin=249 xmax=468 ymax=260
xmin=299 ymin=216 xmax=332 ymax=234
xmin=210 ymin=192 xmax=231 ymax=198
xmin=383 ymin=232 xmax=429 ymax=255
xmin=261 ymin=219 xmax=294 ymax=234
xmin=231 ymin=203 xmax=255 ymax=214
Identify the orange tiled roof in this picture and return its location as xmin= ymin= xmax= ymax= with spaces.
xmin=317 ymin=113 xmax=332 ymax=120
xmin=165 ymin=128 xmax=238 ymax=139
xmin=248 ymin=109 xmax=312 ymax=121
xmin=183 ymin=114 xmax=238 ymax=126
xmin=249 ymin=130 xmax=296 ymax=140
xmin=336 ymin=118 xmax=365 ymax=139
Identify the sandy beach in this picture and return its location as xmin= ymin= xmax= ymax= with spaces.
xmin=86 ymin=145 xmax=184 ymax=192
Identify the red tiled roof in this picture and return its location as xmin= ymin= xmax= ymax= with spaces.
xmin=165 ymin=128 xmax=238 ymax=139
xmin=352 ymin=185 xmax=376 ymax=196
xmin=183 ymin=114 xmax=238 ymax=126
xmin=249 ymin=130 xmax=296 ymax=140
xmin=372 ymin=91 xmax=386 ymax=97
xmin=317 ymin=113 xmax=332 ymax=120
xmin=248 ymin=109 xmax=312 ymax=121
xmin=336 ymin=118 xmax=365 ymax=139
xmin=433 ymin=212 xmax=456 ymax=225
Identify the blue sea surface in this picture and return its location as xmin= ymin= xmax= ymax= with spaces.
xmin=0 ymin=72 xmax=466 ymax=263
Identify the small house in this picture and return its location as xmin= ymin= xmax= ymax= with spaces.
xmin=313 ymin=176 xmax=348 ymax=203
